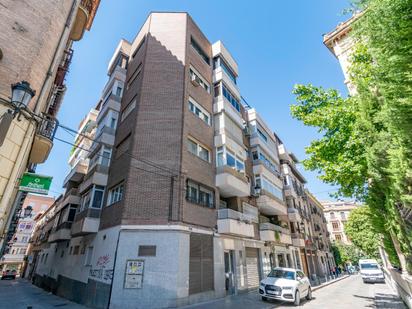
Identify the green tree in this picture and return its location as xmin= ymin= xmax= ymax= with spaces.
xmin=291 ymin=0 xmax=412 ymax=272
xmin=331 ymin=242 xmax=367 ymax=266
xmin=344 ymin=206 xmax=380 ymax=259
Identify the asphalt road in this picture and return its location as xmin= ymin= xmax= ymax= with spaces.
xmin=0 ymin=275 xmax=406 ymax=309
xmin=182 ymin=275 xmax=406 ymax=309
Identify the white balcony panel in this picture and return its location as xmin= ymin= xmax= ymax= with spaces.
xmin=257 ymin=194 xmax=287 ymax=216
xmin=284 ymin=185 xmax=298 ymax=199
xmin=216 ymin=167 xmax=250 ymax=198
xmin=213 ymin=67 xmax=241 ymax=100
xmin=48 ymin=228 xmax=71 ymax=242
xmin=292 ymin=236 xmax=305 ymax=247
xmin=217 ymin=219 xmax=254 ymax=238
xmin=213 ymin=96 xmax=244 ymax=128
xmin=252 ymin=163 xmax=283 ymax=188
xmin=287 ymin=208 xmax=302 ymax=222
xmin=63 ymin=159 xmax=88 ymax=186
xmin=212 ymin=41 xmax=239 ymax=75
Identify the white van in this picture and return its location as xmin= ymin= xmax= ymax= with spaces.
xmin=359 ymin=259 xmax=385 ymax=283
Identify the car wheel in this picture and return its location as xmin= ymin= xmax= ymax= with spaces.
xmin=306 ymin=287 xmax=312 ymax=300
xmin=294 ymin=290 xmax=300 ymax=306
xmin=261 ymin=296 xmax=268 ymax=301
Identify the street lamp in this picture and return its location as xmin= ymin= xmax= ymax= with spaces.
xmin=0 ymin=81 xmax=36 ymax=147
xmin=11 ymin=81 xmax=36 ymax=107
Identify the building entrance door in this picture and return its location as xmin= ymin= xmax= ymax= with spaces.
xmin=224 ymin=250 xmax=235 ymax=294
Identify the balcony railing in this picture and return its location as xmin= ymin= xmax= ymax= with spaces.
xmin=259 ymin=222 xmax=290 ymax=235
xmin=37 ymin=116 xmax=57 ymax=141
xmin=218 ymin=208 xmax=256 ymax=223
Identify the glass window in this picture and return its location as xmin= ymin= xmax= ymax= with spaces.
xmin=92 ymin=186 xmax=104 ymax=209
xmin=219 ymin=58 xmax=237 ymax=84
xmin=257 ymin=128 xmax=268 ymax=143
xmin=190 ymin=37 xmax=210 ymax=65
xmin=188 ymin=98 xmax=211 ymax=126
xmin=189 ymin=67 xmax=210 ymax=93
xmin=187 ymin=138 xmax=210 ymax=162
xmin=217 ymin=147 xmax=224 ymax=167
xmin=186 ymin=180 xmax=214 ymax=208
xmin=108 ymin=183 xmax=124 ymax=206
xmin=110 ymin=117 xmax=117 ymax=129
xmin=221 ymin=84 xmax=240 ymax=112
xmin=101 ymin=148 xmax=111 ymax=166
xmin=116 ymin=86 xmax=122 ymax=96
xmin=256 ymin=174 xmax=283 ymax=200
xmin=68 ymin=206 xmax=77 ymax=221
xmin=226 ymin=151 xmax=236 ymax=168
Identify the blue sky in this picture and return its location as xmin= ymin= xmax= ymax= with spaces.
xmin=37 ymin=0 xmax=351 ymax=201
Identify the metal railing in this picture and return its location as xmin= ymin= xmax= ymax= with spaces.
xmin=37 ymin=116 xmax=57 ymax=141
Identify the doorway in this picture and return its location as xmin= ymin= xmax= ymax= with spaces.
xmin=224 ymin=250 xmax=235 ymax=294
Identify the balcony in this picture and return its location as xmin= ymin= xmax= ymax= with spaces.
xmin=284 ymin=185 xmax=298 ymax=199
xmin=1 ymin=253 xmax=25 ymax=264
xmin=257 ymin=190 xmax=287 ymax=216
xmin=96 ymin=93 xmax=121 ymax=123
xmin=215 ymin=166 xmax=250 ymax=198
xmin=70 ymin=0 xmax=95 ymax=41
xmin=217 ymin=208 xmax=255 ymax=238
xmin=61 ymin=188 xmax=80 ymax=208
xmin=78 ymin=164 xmax=109 ymax=193
xmin=259 ymin=222 xmax=292 ymax=245
xmin=213 ymin=95 xmax=244 ymax=128
xmin=48 ymin=222 xmax=72 ymax=242
xmin=63 ymin=159 xmax=88 ymax=187
xmin=29 ymin=117 xmax=57 ymax=164
xmin=287 ymin=208 xmax=302 ymax=222
xmin=291 ymin=233 xmax=305 ymax=247
xmin=212 ymin=66 xmax=240 ymax=100
xmin=71 ymin=208 xmax=100 ymax=236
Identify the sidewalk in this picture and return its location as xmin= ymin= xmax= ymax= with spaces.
xmin=311 ymin=274 xmax=350 ymax=291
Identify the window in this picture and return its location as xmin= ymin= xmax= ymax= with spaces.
xmin=186 ymin=180 xmax=214 ymax=208
xmin=22 ymin=236 xmax=28 ymax=243
xmin=332 ymin=222 xmax=339 ymax=230
xmin=73 ymin=245 xmax=80 ymax=255
xmin=221 ymin=83 xmax=240 ymax=112
xmin=216 ymin=146 xmax=245 ymax=173
xmin=101 ymin=147 xmax=112 ymax=166
xmin=85 ymin=246 xmax=93 ymax=266
xmin=189 ymin=67 xmax=210 ymax=93
xmin=110 ymin=117 xmax=117 ymax=129
xmin=190 ymin=37 xmax=210 ymax=65
xmin=138 ymin=245 xmax=156 ymax=257
xmin=335 ymin=234 xmax=342 ymax=241
xmin=257 ymin=128 xmax=268 ymax=143
xmin=330 ymin=212 xmax=336 ymax=219
xmin=107 ymin=183 xmax=124 ymax=206
xmin=25 ymin=224 xmax=32 ymax=230
xmin=187 ymin=138 xmax=210 ymax=162
xmin=121 ymin=98 xmax=136 ymax=122
xmin=213 ymin=57 xmax=236 ymax=84
xmin=340 ymin=212 xmax=346 ymax=220
xmin=68 ymin=205 xmax=77 ymax=221
xmin=81 ymin=185 xmax=105 ymax=211
xmin=255 ymin=175 xmax=283 ymax=200
xmin=127 ymin=63 xmax=142 ymax=89
xmin=116 ymin=86 xmax=122 ymax=97
xmin=188 ymin=97 xmax=211 ymax=125
xmin=252 ymin=149 xmax=279 ymax=174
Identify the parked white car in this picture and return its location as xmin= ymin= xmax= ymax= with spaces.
xmin=359 ymin=259 xmax=385 ymax=283
xmin=259 ymin=267 xmax=312 ymax=306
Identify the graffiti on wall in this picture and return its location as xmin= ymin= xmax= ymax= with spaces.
xmin=89 ymin=254 xmax=113 ymax=282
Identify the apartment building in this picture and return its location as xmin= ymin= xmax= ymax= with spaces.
xmin=0 ymin=0 xmax=100 ymax=254
xmin=0 ymin=194 xmax=54 ymax=274
xmin=322 ymin=201 xmax=359 ymax=244
xmin=28 ymin=12 xmax=335 ymax=309
xmin=306 ymin=192 xmax=335 ymax=277
xmin=29 ymin=39 xmax=129 ymax=308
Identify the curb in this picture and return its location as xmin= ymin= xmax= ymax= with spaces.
xmin=312 ymin=275 xmax=350 ymax=291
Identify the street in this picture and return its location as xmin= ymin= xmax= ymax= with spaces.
xmin=0 ymin=279 xmax=87 ymax=309
xmin=0 ymin=275 xmax=406 ymax=309
xmin=182 ymin=275 xmax=406 ymax=309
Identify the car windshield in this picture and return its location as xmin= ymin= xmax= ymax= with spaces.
xmin=268 ymin=269 xmax=295 ymax=280
xmin=360 ymin=263 xmax=379 ymax=270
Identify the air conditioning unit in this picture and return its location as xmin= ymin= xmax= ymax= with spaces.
xmin=191 ymin=75 xmax=200 ymax=87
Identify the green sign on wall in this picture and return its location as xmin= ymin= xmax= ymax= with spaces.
xmin=19 ymin=173 xmax=52 ymax=195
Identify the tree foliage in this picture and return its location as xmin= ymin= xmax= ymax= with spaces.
xmin=291 ymin=0 xmax=412 ymax=272
xmin=331 ymin=243 xmax=367 ymax=266
xmin=344 ymin=206 xmax=380 ymax=259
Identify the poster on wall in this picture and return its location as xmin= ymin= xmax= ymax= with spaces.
xmin=124 ymin=259 xmax=144 ymax=289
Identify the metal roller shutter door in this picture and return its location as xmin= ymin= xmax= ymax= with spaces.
xmin=246 ymin=248 xmax=259 ymax=289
